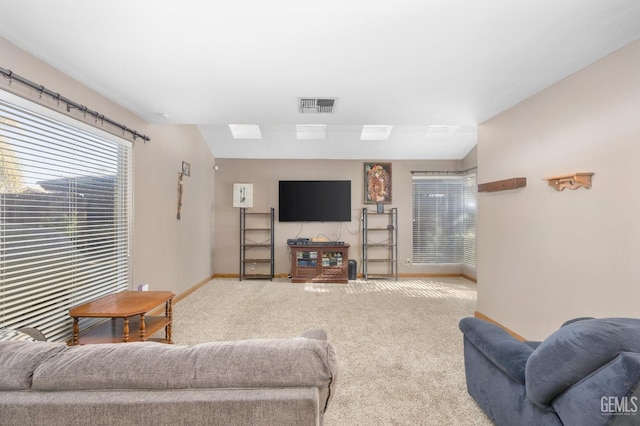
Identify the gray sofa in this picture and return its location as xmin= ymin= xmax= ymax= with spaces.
xmin=0 ymin=329 xmax=338 ymax=426
xmin=459 ymin=317 xmax=640 ymax=426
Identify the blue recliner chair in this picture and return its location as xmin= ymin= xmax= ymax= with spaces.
xmin=459 ymin=317 xmax=640 ymax=425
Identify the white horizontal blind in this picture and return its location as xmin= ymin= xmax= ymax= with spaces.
xmin=0 ymin=93 xmax=131 ymax=342
xmin=412 ymin=173 xmax=476 ymax=266
xmin=462 ymin=173 xmax=477 ymax=267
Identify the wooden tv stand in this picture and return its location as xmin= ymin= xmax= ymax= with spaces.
xmin=289 ymin=243 xmax=350 ymax=284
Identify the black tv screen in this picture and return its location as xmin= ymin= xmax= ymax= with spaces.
xmin=279 ymin=180 xmax=351 ymax=222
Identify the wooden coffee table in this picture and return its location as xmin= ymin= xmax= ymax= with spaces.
xmin=69 ymin=291 xmax=175 ymax=345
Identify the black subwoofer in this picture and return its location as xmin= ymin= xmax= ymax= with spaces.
xmin=348 ymin=260 xmax=357 ymax=280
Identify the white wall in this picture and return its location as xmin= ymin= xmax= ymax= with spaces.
xmin=1 ymin=37 xmax=217 ymax=297
xmin=477 ymin=39 xmax=640 ymax=340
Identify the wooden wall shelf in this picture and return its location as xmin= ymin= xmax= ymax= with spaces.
xmin=544 ymin=173 xmax=593 ymax=191
xmin=478 ymin=177 xmax=526 ymax=193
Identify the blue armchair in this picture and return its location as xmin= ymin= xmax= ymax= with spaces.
xmin=459 ymin=317 xmax=640 ymax=425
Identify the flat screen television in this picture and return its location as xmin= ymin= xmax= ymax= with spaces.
xmin=279 ymin=180 xmax=351 ymax=222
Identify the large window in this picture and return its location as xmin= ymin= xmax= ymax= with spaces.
xmin=0 ymin=92 xmax=132 ymax=342
xmin=412 ymin=172 xmax=476 ymax=267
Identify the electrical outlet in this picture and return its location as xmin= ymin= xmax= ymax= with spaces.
xmin=406 ymin=258 xmax=411 ymax=264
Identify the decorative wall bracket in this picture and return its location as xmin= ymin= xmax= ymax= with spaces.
xmin=544 ymin=172 xmax=593 ymax=191
xmin=478 ymin=177 xmax=527 ymax=193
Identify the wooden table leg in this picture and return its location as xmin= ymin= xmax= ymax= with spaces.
xmin=72 ymin=317 xmax=79 ymax=345
xmin=123 ymin=317 xmax=130 ymax=342
xmin=166 ymin=299 xmax=173 ymax=344
xmin=139 ymin=314 xmax=146 ymax=340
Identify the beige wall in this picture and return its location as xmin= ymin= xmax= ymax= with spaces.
xmin=1 ymin=37 xmax=216 ymax=296
xmin=133 ymin=124 xmax=216 ymax=295
xmin=213 ymin=157 xmax=473 ymax=277
xmin=477 ymin=39 xmax=640 ymax=340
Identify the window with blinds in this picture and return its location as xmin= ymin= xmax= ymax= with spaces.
xmin=0 ymin=92 xmax=132 ymax=342
xmin=412 ymin=173 xmax=476 ymax=267
xmin=462 ymin=173 xmax=477 ymax=267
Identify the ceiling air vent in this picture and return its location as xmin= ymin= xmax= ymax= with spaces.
xmin=298 ymin=97 xmax=336 ymax=113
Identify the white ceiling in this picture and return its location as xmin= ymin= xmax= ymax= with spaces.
xmin=1 ymin=1 xmax=640 ymax=160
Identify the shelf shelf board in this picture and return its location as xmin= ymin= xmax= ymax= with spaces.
xmin=544 ymin=172 xmax=593 ymax=191
xmin=365 ymin=273 xmax=397 ymax=279
xmin=146 ymin=337 xmax=172 ymax=344
xmin=242 ymin=258 xmax=273 ymax=263
xmin=478 ymin=177 xmax=526 ymax=193
xmin=241 ymin=273 xmax=274 ymax=279
xmin=242 ymin=244 xmax=272 ymax=248
xmin=322 ymin=267 xmax=348 ymax=272
xmin=292 ymin=276 xmax=348 ymax=284
xmin=77 ymin=315 xmax=170 ymax=344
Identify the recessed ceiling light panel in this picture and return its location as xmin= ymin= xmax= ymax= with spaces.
xmin=296 ymin=124 xmax=326 ymax=140
xmin=360 ymin=125 xmax=393 ymax=141
xmin=424 ymin=125 xmax=457 ymax=138
xmin=229 ymin=124 xmax=262 ymax=139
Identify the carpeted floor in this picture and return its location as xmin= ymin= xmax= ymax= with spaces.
xmin=171 ymin=277 xmax=493 ymax=425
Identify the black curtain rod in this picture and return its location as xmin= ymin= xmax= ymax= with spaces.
xmin=0 ymin=67 xmax=150 ymax=142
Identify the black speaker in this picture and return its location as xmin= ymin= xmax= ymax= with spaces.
xmin=348 ymin=260 xmax=357 ymax=280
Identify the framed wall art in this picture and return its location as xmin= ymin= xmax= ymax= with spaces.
xmin=233 ymin=183 xmax=254 ymax=208
xmin=364 ymin=162 xmax=392 ymax=204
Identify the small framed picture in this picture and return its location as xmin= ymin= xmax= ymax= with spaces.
xmin=182 ymin=161 xmax=191 ymax=176
xmin=233 ymin=183 xmax=254 ymax=208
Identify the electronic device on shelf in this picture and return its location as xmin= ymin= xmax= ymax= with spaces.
xmin=287 ymin=238 xmax=310 ymax=245
xmin=286 ymin=238 xmax=345 ymax=246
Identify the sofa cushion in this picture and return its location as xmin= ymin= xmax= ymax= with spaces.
xmin=552 ymin=352 xmax=640 ymax=425
xmin=459 ymin=317 xmax=534 ymax=384
xmin=526 ymin=318 xmax=640 ymax=407
xmin=0 ymin=388 xmax=322 ymax=426
xmin=33 ymin=337 xmax=337 ymax=393
xmin=0 ymin=341 xmax=67 ymax=390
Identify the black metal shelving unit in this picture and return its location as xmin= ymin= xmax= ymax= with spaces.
xmin=239 ymin=207 xmax=274 ymax=280
xmin=362 ymin=207 xmax=398 ymax=280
